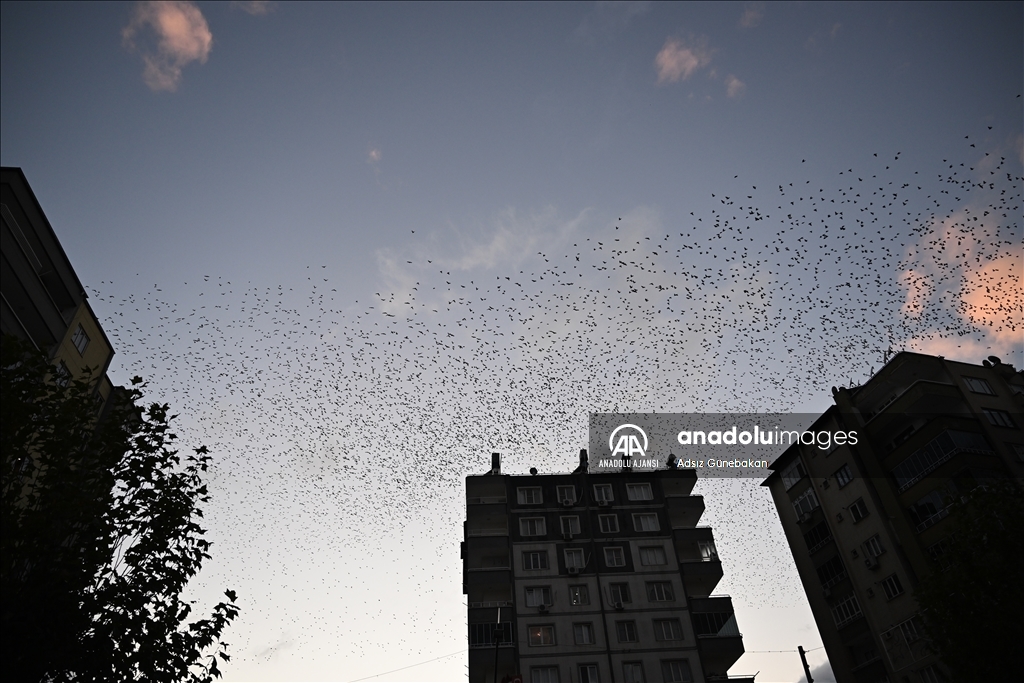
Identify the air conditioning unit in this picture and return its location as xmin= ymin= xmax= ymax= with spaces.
xmin=597 ymin=500 xmax=610 ymax=507
xmin=561 ymin=499 xmax=574 ymax=507
xmin=538 ymin=604 xmax=548 ymax=613
xmin=613 ymin=601 xmax=624 ymax=610
xmin=568 ymin=566 xmax=580 ymax=575
xmin=563 ymin=532 xmax=574 ymax=541
xmin=865 ymin=556 xmax=879 ymax=569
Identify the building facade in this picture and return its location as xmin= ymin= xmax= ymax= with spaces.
xmin=763 ymin=352 xmax=1024 ymax=683
xmin=2 ymin=166 xmax=117 ymax=406
xmin=464 ymin=451 xmax=754 ymax=683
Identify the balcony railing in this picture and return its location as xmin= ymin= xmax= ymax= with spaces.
xmin=915 ymin=505 xmax=950 ymax=533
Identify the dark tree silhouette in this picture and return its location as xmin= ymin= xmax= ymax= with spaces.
xmin=914 ymin=481 xmax=1024 ymax=683
xmin=1 ymin=335 xmax=238 ymax=682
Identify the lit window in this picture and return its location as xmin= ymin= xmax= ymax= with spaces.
xmin=963 ymin=376 xmax=995 ymax=395
xmin=654 ymin=618 xmax=683 ymax=641
xmin=569 ymin=585 xmax=590 ymax=605
xmin=70 ymin=324 xmax=90 ymax=355
xmin=849 ymin=498 xmax=869 ymax=523
xmin=626 ymin=483 xmax=653 ymax=500
xmin=646 ymin=581 xmax=674 ymax=601
xmin=609 ymin=583 xmax=631 ymax=604
xmin=520 ymin=517 xmax=546 ymax=536
xmin=834 ymin=464 xmax=853 ymax=488
xmin=565 ymin=548 xmax=585 ymax=569
xmin=578 ymin=665 xmax=599 ymax=683
xmin=560 ymin=516 xmax=581 ymax=535
xmin=616 ymin=620 xmax=637 ymax=642
xmin=528 ymin=625 xmax=555 ymax=646
xmin=593 ymin=483 xmax=614 ymax=502
xmin=632 ymin=513 xmax=660 ymax=532
xmin=531 ymin=667 xmax=559 ymax=683
xmin=598 ymin=514 xmax=619 ymax=533
xmin=573 ymin=622 xmax=595 ymax=645
xmin=518 ymin=487 xmax=543 ymax=505
xmin=622 ymin=663 xmax=644 ymax=683
xmin=661 ymin=660 xmax=693 ymax=683
xmin=782 ymin=459 xmax=808 ymax=490
xmin=698 ymin=540 xmax=719 ymax=561
xmin=881 ymin=573 xmax=905 ymax=600
xmin=604 ymin=547 xmax=626 ymax=567
xmin=557 ymin=485 xmax=576 ymax=504
xmin=523 ymin=551 xmax=548 ymax=570
xmin=525 ymin=586 xmax=551 ymax=607
xmin=983 ymin=409 xmax=1016 ymax=428
xmin=639 ymin=546 xmax=667 ymax=566
xmin=864 ymin=535 xmax=884 ymax=558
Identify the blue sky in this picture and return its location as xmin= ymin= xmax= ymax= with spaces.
xmin=2 ymin=2 xmax=1021 ymax=681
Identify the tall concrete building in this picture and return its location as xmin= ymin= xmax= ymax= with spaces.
xmin=2 ymin=166 xmax=117 ymax=406
xmin=763 ymin=352 xmax=1024 ymax=683
xmin=463 ymin=451 xmax=754 ymax=683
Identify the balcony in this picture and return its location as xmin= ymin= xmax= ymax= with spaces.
xmin=680 ymin=558 xmax=723 ymax=597
xmin=667 ymin=495 xmax=706 ymax=528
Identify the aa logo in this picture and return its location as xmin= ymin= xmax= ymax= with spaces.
xmin=609 ymin=424 xmax=648 ymax=458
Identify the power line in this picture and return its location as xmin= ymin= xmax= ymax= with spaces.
xmin=349 ymin=648 xmax=466 ymax=682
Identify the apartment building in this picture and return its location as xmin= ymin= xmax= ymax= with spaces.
xmin=763 ymin=352 xmax=1024 ymax=683
xmin=464 ymin=451 xmax=754 ymax=683
xmin=1 ymin=166 xmax=117 ymax=406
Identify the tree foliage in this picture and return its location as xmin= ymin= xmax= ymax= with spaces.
xmin=914 ymin=481 xmax=1024 ymax=683
xmin=1 ymin=335 xmax=238 ymax=682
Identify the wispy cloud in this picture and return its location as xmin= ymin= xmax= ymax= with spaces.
xmin=122 ymin=1 xmax=212 ymax=92
xmin=231 ymin=0 xmax=275 ymax=16
xmin=367 ymin=148 xmax=382 ymax=165
xmin=574 ymin=1 xmax=651 ymax=41
xmin=654 ymin=37 xmax=713 ymax=84
xmin=739 ymin=2 xmax=764 ymax=29
xmin=725 ymin=74 xmax=746 ymax=98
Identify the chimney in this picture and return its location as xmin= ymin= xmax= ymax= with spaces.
xmin=576 ymin=449 xmax=589 ymax=474
xmin=490 ymin=452 xmax=501 ymax=475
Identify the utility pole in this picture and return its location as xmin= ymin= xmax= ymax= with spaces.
xmin=797 ymin=646 xmax=814 ymax=683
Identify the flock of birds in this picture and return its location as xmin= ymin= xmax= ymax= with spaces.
xmin=91 ymin=129 xmax=1020 ymax=672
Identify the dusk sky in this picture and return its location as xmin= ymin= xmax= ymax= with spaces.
xmin=2 ymin=2 xmax=1021 ymax=681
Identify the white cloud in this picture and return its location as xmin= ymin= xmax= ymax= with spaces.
xmin=655 ymin=37 xmax=713 ymax=84
xmin=739 ymin=2 xmax=765 ymax=29
xmin=726 ymin=74 xmax=746 ymax=98
xmin=122 ymin=1 xmax=212 ymax=92
xmin=367 ymin=148 xmax=382 ymax=165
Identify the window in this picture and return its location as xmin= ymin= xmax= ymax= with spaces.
xmin=55 ymin=361 xmax=71 ymax=388
xmin=71 ymin=324 xmax=90 ymax=354
xmin=927 ymin=538 xmax=952 ymax=571
xmin=890 ymin=430 xmax=992 ymax=491
xmin=593 ymin=484 xmax=614 ymax=502
xmin=578 ymin=665 xmax=599 ymax=683
xmin=781 ymin=459 xmax=808 ymax=490
xmin=598 ymin=514 xmax=619 ymax=533
xmin=622 ymin=663 xmax=644 ymax=683
xmin=528 ymin=625 xmax=555 ymax=646
xmin=864 ymin=534 xmax=884 ymax=558
xmin=881 ymin=573 xmax=905 ymax=600
xmin=849 ymin=498 xmax=869 ymax=523
xmin=639 ymin=546 xmax=667 ymax=566
xmin=604 ymin=547 xmax=626 ymax=567
xmin=518 ymin=487 xmax=543 ymax=505
xmin=654 ymin=618 xmax=683 ymax=641
xmin=792 ymin=487 xmax=819 ymax=517
xmin=531 ymin=667 xmax=559 ymax=683
xmin=983 ymin=408 xmax=1016 ymax=428
xmin=815 ymin=555 xmax=847 ymax=589
xmin=609 ymin=583 xmax=631 ymax=604
xmin=569 ymin=584 xmax=590 ymax=605
xmin=834 ymin=464 xmax=853 ymax=488
xmin=616 ymin=620 xmax=637 ymax=642
xmin=831 ymin=593 xmax=862 ymax=628
xmin=565 ymin=548 xmax=585 ymax=569
xmin=899 ymin=615 xmax=923 ymax=642
xmin=919 ymin=664 xmax=946 ymax=683
xmin=573 ymin=622 xmax=595 ymax=645
xmin=963 ymin=376 xmax=995 ymax=395
xmin=523 ymin=551 xmax=548 ymax=570
xmin=646 ymin=581 xmax=674 ymax=601
xmin=632 ymin=513 xmax=660 ymax=532
xmin=803 ymin=522 xmax=833 ymax=554
xmin=469 ymin=622 xmax=512 ymax=646
xmin=557 ymin=485 xmax=576 ymax=504
xmin=698 ymin=540 xmax=718 ymax=561
xmin=626 ymin=482 xmax=653 ymax=500
xmin=520 ymin=517 xmax=546 ymax=536
xmin=525 ymin=586 xmax=551 ymax=607
xmin=1012 ymin=443 xmax=1024 ymax=463
xmin=661 ymin=660 xmax=693 ymax=683
xmin=560 ymin=516 xmax=581 ymax=535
